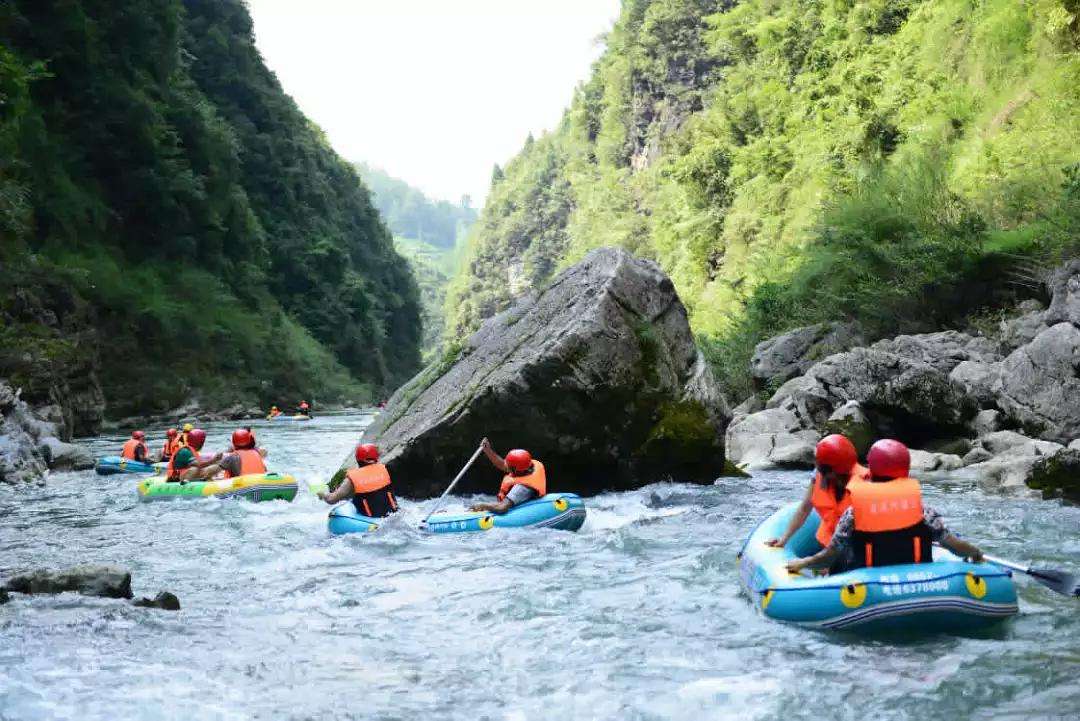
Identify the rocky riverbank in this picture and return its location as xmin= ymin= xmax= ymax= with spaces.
xmin=727 ymin=259 xmax=1080 ymax=501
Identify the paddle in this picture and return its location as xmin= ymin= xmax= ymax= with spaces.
xmin=420 ymin=442 xmax=486 ymax=527
xmin=981 ymin=552 xmax=1079 ymax=598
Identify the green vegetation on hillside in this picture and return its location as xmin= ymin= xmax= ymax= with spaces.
xmin=448 ymin=0 xmax=1080 ymax=399
xmin=0 ymin=0 xmax=422 ymax=418
xmin=357 ymin=162 xmax=477 ymax=249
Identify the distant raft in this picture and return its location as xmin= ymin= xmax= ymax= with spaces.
xmin=95 ymin=456 xmax=160 ymax=476
xmin=266 ymin=414 xmax=312 ymax=422
xmin=421 ymin=493 xmax=586 ymax=535
xmin=136 ymin=473 xmax=298 ymax=502
xmin=738 ymin=502 xmax=1019 ymax=634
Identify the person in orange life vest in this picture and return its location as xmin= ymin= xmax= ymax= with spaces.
xmin=121 ymin=431 xmax=150 ymax=463
xmin=160 ymin=428 xmax=179 ymax=461
xmin=166 ymin=429 xmax=222 ymax=482
xmin=786 ymin=439 xmax=984 ymax=574
xmin=468 ymin=437 xmax=547 ymax=515
xmin=317 ymin=443 xmax=398 ymax=518
xmin=216 ymin=428 xmax=268 ymax=479
xmin=766 ymin=434 xmax=869 ymax=554
xmin=177 ymin=422 xmax=195 ymax=449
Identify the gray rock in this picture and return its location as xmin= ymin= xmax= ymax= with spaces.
xmin=909 ymin=449 xmax=963 ymax=473
xmin=1069 ymin=439 xmax=1080 ymax=452
xmin=961 ymin=447 xmax=993 ymax=465
xmin=133 ymin=591 xmax=181 ymax=611
xmin=965 ymin=456 xmax=1044 ymax=495
xmin=38 ymin=436 xmax=95 ymax=471
xmin=970 ymin=409 xmax=1005 ymax=437
xmin=725 ymin=408 xmax=808 ymax=469
xmin=974 ymin=430 xmax=1063 ymax=457
xmin=1026 ymin=448 xmax=1080 ymax=501
xmin=357 ymin=248 xmax=732 ymax=496
xmin=0 ymin=382 xmax=49 ymax=485
xmin=750 ymin=322 xmax=864 ymax=389
xmin=766 ymin=431 xmax=819 ymax=469
xmin=3 ymin=565 xmax=133 ymax=599
xmin=871 ymin=331 xmax=1001 ymax=374
xmin=992 ymin=323 xmax=1080 ymax=443
xmin=730 ymin=395 xmax=764 ymax=424
xmin=949 ymin=360 xmax=999 ymax=408
xmin=996 ymin=308 xmax=1048 ymax=352
xmin=1044 ymin=258 xmax=1080 ymax=326
xmin=824 ymin=401 xmax=873 ymax=455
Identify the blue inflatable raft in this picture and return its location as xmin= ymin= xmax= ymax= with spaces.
xmin=421 ymin=493 xmax=586 ymax=534
xmin=94 ymin=456 xmax=162 ymax=476
xmin=328 ymin=503 xmax=388 ymax=535
xmin=738 ymin=503 xmax=1019 ymax=634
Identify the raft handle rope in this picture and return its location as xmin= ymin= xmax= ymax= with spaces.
xmin=421 ymin=442 xmax=485 ymax=527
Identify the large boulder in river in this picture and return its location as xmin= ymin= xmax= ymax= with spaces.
xmin=3 ymin=565 xmax=133 ymax=599
xmin=358 ymin=248 xmax=732 ymax=497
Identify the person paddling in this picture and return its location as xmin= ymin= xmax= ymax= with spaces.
xmin=298 ymin=400 xmax=311 ymax=416
xmin=786 ymin=439 xmax=984 ymax=574
xmin=217 ymin=428 xmax=268 ymax=478
xmin=165 ymin=429 xmax=222 ymax=482
xmin=766 ymin=434 xmax=869 ymax=561
xmin=468 ymin=438 xmax=546 ymax=515
xmin=160 ymin=428 xmax=179 ymax=461
xmin=121 ymin=431 xmax=150 ymax=464
xmin=318 ymin=444 xmax=398 ymax=518
xmin=268 ymin=405 xmax=281 ymax=419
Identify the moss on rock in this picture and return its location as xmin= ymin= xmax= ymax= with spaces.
xmin=1027 ymin=450 xmax=1080 ymax=502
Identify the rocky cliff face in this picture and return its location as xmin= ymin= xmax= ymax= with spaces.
xmin=357 ymin=248 xmax=732 ymax=498
xmin=726 ymin=258 xmax=1080 ymax=502
xmin=0 ymin=382 xmax=48 ymax=485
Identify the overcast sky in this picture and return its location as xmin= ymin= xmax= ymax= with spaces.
xmin=245 ymin=0 xmax=620 ymax=207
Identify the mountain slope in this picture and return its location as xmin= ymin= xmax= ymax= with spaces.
xmin=0 ymin=0 xmax=421 ymax=424
xmin=448 ymin=0 xmax=1080 ymax=397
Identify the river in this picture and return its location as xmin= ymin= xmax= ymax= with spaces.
xmin=1 ymin=412 xmax=1077 ymax=720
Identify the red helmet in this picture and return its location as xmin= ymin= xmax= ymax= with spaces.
xmin=815 ymin=434 xmax=857 ymax=474
xmin=867 ymin=439 xmax=910 ymax=480
xmin=132 ymin=431 xmax=145 ymax=441
xmin=187 ymin=429 xmax=207 ymax=451
xmin=505 ymin=449 xmax=532 ymax=473
xmin=166 ymin=428 xmax=178 ymax=438
xmin=232 ymin=428 xmax=255 ymax=450
xmin=355 ymin=443 xmax=379 ymax=463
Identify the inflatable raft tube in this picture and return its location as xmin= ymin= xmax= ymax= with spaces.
xmin=136 ymin=473 xmax=298 ymax=502
xmin=95 ymin=456 xmax=158 ymax=476
xmin=327 ymin=503 xmax=391 ymax=535
xmin=738 ymin=502 xmax=1018 ymax=634
xmin=421 ymin=493 xmax=586 ymax=534
xmin=266 ymin=414 xmax=311 ymax=422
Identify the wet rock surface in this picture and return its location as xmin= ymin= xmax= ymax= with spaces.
xmin=3 ymin=565 xmax=133 ymax=599
xmin=360 ymin=248 xmax=732 ymax=497
xmin=133 ymin=591 xmax=181 ymax=611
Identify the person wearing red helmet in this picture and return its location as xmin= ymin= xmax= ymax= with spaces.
xmin=166 ymin=429 xmax=222 ymax=482
xmin=786 ymin=439 xmax=985 ymax=574
xmin=216 ymin=428 xmax=268 ymax=479
xmin=298 ymin=400 xmax=311 ymax=417
xmin=159 ymin=428 xmax=179 ymax=461
xmin=766 ymin=434 xmax=870 ymax=556
xmin=468 ymin=437 xmax=547 ymax=515
xmin=318 ymin=443 xmax=398 ymax=518
xmin=121 ymin=431 xmax=150 ymax=463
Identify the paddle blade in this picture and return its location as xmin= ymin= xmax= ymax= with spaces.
xmin=1028 ymin=568 xmax=1080 ymax=597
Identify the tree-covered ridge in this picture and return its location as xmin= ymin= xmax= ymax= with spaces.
xmin=356 ymin=162 xmax=477 ymax=249
xmin=448 ymin=0 xmax=1080 ymax=396
xmin=0 ymin=0 xmax=421 ymax=418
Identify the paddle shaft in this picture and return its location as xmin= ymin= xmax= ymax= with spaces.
xmin=936 ymin=544 xmax=1078 ymax=597
xmin=422 ymin=443 xmax=485 ymax=524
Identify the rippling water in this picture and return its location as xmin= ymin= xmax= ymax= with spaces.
xmin=1 ymin=412 xmax=1078 ymax=720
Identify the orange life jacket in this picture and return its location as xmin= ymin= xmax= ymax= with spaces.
xmin=122 ymin=439 xmax=148 ymax=461
xmin=166 ymin=448 xmax=192 ymax=481
xmin=497 ymin=460 xmax=547 ymax=501
xmin=848 ymin=477 xmax=932 ymax=568
xmin=160 ymin=441 xmax=171 ymax=459
xmin=809 ymin=463 xmax=869 ymax=546
xmin=347 ymin=463 xmax=397 ymax=518
xmin=167 ymin=437 xmax=183 ymax=456
xmin=224 ymin=448 xmax=266 ymax=479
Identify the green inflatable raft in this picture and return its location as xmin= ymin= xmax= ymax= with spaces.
xmin=136 ymin=473 xmax=298 ymax=502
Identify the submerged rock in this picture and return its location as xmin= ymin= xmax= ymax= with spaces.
xmin=0 ymin=588 xmax=8 ymax=605
xmin=358 ymin=248 xmax=732 ymax=496
xmin=133 ymin=591 xmax=181 ymax=611
xmin=3 ymin=565 xmax=133 ymax=599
